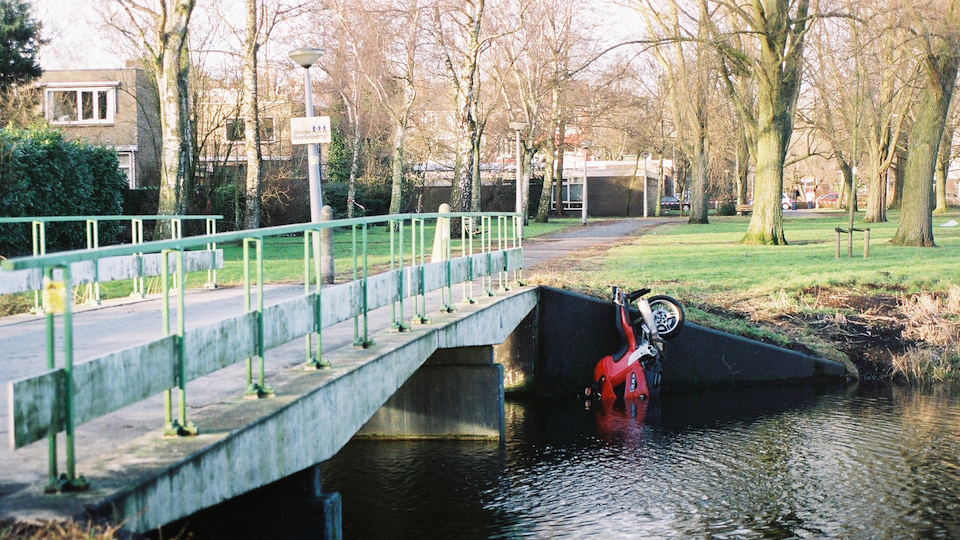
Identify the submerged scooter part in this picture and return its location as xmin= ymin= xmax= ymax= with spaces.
xmin=586 ymin=286 xmax=684 ymax=403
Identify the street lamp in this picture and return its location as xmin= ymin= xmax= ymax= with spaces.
xmin=641 ymin=152 xmax=651 ymax=218
xmin=581 ymin=140 xmax=592 ymax=225
xmin=289 ymin=47 xmax=325 ymax=222
xmin=508 ymin=121 xmax=528 ymax=219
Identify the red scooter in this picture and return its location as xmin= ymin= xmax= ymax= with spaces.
xmin=585 ymin=287 xmax=684 ymax=402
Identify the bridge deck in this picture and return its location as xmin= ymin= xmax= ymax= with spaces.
xmin=0 ymin=283 xmax=537 ymax=532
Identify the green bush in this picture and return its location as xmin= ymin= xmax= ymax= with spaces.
xmin=716 ymin=199 xmax=737 ymax=216
xmin=0 ymin=127 xmax=127 ymax=257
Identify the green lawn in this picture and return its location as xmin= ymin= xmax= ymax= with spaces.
xmin=559 ymin=210 xmax=960 ymax=298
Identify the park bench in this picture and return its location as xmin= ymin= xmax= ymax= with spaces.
xmin=735 ymin=203 xmax=753 ymax=215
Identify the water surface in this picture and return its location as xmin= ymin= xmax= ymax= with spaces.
xmin=323 ymin=384 xmax=960 ymax=539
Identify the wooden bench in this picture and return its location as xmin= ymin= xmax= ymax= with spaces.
xmin=735 ymin=204 xmax=753 ymax=215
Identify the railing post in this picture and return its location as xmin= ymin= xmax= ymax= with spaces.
xmin=162 ymin=249 xmax=198 ymax=436
xmin=132 ymin=218 xmax=145 ymax=298
xmin=204 ymin=217 xmax=218 ymax=289
xmin=47 ymin=264 xmax=89 ymax=491
xmin=244 ymin=238 xmax=274 ymax=398
xmin=412 ymin=217 xmax=430 ymax=324
xmin=31 ymin=220 xmax=45 ymax=314
xmin=304 ymin=227 xmax=328 ymax=370
xmin=390 ymin=217 xmax=410 ymax=332
xmin=42 ymin=266 xmax=58 ymax=491
xmin=462 ymin=216 xmax=476 ymax=304
xmin=354 ymin=223 xmax=373 ymax=347
xmin=82 ymin=219 xmax=101 ymax=305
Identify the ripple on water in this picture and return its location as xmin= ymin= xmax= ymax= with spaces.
xmin=317 ymin=385 xmax=960 ymax=540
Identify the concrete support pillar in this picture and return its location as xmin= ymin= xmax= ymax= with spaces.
xmin=431 ymin=203 xmax=451 ymax=263
xmin=358 ymin=346 xmax=504 ymax=439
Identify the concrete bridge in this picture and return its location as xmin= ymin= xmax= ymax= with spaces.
xmin=0 ymin=215 xmax=845 ymax=536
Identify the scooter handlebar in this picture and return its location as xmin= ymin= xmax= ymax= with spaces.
xmin=626 ymin=288 xmax=651 ymax=302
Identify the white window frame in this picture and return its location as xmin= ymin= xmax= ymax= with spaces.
xmin=116 ymin=150 xmax=136 ymax=189
xmin=225 ymin=116 xmax=277 ymax=143
xmin=44 ymin=82 xmax=119 ymax=125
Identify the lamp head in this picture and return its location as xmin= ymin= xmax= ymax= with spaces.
xmin=581 ymin=140 xmax=593 ymax=149
xmin=509 ymin=121 xmax=529 ymax=131
xmin=289 ymin=48 xmax=325 ymax=69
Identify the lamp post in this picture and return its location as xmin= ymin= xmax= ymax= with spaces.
xmin=508 ymin=121 xmax=528 ymax=220
xmin=581 ymin=140 xmax=592 ymax=225
xmin=289 ymin=47 xmax=325 ymax=222
xmin=641 ymin=152 xmax=651 ymax=218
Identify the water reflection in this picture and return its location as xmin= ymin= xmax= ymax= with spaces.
xmin=168 ymin=384 xmax=960 ymax=539
xmin=323 ymin=384 xmax=960 ymax=540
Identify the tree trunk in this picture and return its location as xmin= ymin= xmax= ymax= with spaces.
xmin=688 ymin=133 xmax=709 ymax=224
xmin=242 ymin=0 xmax=262 ymax=230
xmin=742 ymin=93 xmax=787 ymax=245
xmin=347 ymin=121 xmax=362 ymax=218
xmin=934 ymin=122 xmax=951 ymax=214
xmin=892 ymin=41 xmax=959 ymax=246
xmin=389 ymin=122 xmax=405 ymax=215
xmin=153 ymin=0 xmax=195 ymax=239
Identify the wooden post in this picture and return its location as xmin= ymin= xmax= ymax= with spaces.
xmin=835 ymin=228 xmax=841 ymax=259
xmin=864 ymin=228 xmax=870 ymax=258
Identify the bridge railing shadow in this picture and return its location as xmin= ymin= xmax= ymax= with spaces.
xmin=1 ymin=211 xmax=523 ymax=492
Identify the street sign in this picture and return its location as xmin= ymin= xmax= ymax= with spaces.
xmin=291 ymin=116 xmax=331 ymax=145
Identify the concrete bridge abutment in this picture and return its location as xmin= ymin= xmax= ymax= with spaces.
xmin=357 ymin=346 xmax=505 ymax=439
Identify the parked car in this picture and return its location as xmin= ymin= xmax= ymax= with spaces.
xmin=782 ymin=193 xmax=794 ymax=210
xmin=816 ymin=193 xmax=840 ymax=208
xmin=661 ymin=196 xmax=690 ymax=212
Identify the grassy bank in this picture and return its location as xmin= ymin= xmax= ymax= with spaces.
xmin=525 ymin=210 xmax=960 ymax=382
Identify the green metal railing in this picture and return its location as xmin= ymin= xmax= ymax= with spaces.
xmin=0 ymin=215 xmax=222 ymax=310
xmin=3 ymin=211 xmax=523 ymax=493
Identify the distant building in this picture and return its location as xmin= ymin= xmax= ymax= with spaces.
xmin=39 ymin=68 xmax=161 ymax=189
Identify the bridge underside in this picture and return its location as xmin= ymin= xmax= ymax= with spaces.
xmin=0 ymin=287 xmax=538 ymax=534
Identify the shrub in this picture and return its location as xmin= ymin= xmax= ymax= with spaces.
xmin=0 ymin=127 xmax=127 ymax=257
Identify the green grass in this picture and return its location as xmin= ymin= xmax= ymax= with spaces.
xmin=569 ymin=210 xmax=960 ymax=299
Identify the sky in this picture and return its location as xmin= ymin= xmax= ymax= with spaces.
xmin=35 ymin=0 xmax=124 ymax=70
xmin=33 ymin=0 xmax=644 ymax=72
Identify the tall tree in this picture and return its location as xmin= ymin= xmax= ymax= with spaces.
xmin=892 ymin=0 xmax=960 ymax=246
xmin=643 ymin=0 xmax=713 ymax=224
xmin=433 ymin=0 xmax=486 ymax=215
xmin=242 ymin=0 xmax=263 ymax=229
xmin=714 ymin=0 xmax=813 ymax=245
xmin=332 ymin=0 xmax=424 ymax=216
xmin=0 ymin=0 xmax=41 ymax=90
xmin=110 ymin=0 xmax=196 ymax=231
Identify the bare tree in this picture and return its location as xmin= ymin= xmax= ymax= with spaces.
xmin=642 ymin=0 xmax=713 ymax=224
xmin=108 ymin=0 xmax=196 ymax=232
xmin=331 ymin=0 xmax=424 ymax=217
xmin=713 ymin=0 xmax=814 ymax=245
xmin=892 ymin=0 xmax=960 ymax=246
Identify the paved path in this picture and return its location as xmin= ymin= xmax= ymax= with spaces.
xmin=0 ymin=217 xmax=662 ymax=513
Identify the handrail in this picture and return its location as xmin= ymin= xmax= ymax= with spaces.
xmin=5 ymin=210 xmax=523 ymax=493
xmin=1 ymin=215 xmax=223 ymax=308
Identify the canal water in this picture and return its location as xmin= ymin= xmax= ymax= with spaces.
xmin=320 ymin=383 xmax=960 ymax=540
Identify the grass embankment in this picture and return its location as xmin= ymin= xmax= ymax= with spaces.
xmin=525 ymin=211 xmax=960 ymax=382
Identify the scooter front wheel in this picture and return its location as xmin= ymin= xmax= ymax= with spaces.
xmin=647 ymin=295 xmax=685 ymax=340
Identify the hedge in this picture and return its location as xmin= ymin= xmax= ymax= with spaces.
xmin=0 ymin=127 xmax=127 ymax=257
